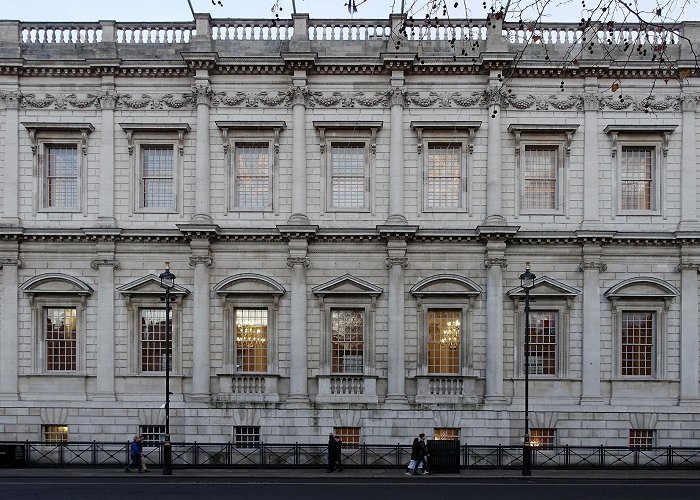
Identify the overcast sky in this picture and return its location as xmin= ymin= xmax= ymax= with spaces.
xmin=2 ymin=0 xmax=698 ymax=22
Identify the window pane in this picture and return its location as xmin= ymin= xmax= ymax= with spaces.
xmin=235 ymin=144 xmax=270 ymax=208
xmin=530 ymin=428 xmax=555 ymax=448
xmin=331 ymin=144 xmax=365 ymax=208
xmin=528 ymin=311 xmax=557 ymax=375
xmin=334 ymin=426 xmax=360 ymax=448
xmin=43 ymin=425 xmax=69 ymax=443
xmin=140 ymin=308 xmax=171 ymax=372
xmin=621 ymin=147 xmax=653 ymax=210
xmin=523 ymin=146 xmax=557 ymax=210
xmin=621 ymin=311 xmax=654 ymax=376
xmin=629 ymin=429 xmax=655 ymax=449
xmin=45 ymin=307 xmax=77 ymax=371
xmin=427 ymin=309 xmax=460 ymax=374
xmin=46 ymin=145 xmax=78 ymax=208
xmin=331 ymin=309 xmax=364 ymax=374
xmin=139 ymin=425 xmax=165 ymax=446
xmin=434 ymin=428 xmax=460 ymax=441
xmin=235 ymin=309 xmax=268 ymax=373
xmin=427 ymin=144 xmax=461 ymax=209
xmin=234 ymin=426 xmax=261 ymax=448
xmin=142 ymin=147 xmax=174 ymax=209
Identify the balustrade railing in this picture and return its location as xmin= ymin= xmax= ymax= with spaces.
xmin=502 ymin=22 xmax=681 ymax=45
xmin=115 ymin=23 xmax=195 ymax=43
xmin=20 ymin=23 xmax=103 ymax=43
xmin=211 ymin=19 xmax=293 ymax=40
xmin=308 ymin=19 xmax=390 ymax=41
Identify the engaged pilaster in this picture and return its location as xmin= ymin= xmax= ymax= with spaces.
xmin=581 ymin=78 xmax=600 ymax=228
xmin=484 ymin=72 xmax=506 ymax=225
xmin=97 ymin=79 xmax=118 ymax=227
xmin=678 ymin=92 xmax=699 ymax=231
xmin=189 ymin=242 xmax=213 ymax=401
xmin=0 ymin=87 xmax=20 ymax=226
xmin=0 ymin=249 xmax=20 ymax=399
xmin=90 ymin=245 xmax=118 ymax=400
xmin=387 ymin=75 xmax=408 ymax=224
xmin=289 ymin=77 xmax=309 ymax=225
xmin=579 ymin=244 xmax=606 ymax=403
xmin=678 ymin=249 xmax=700 ymax=403
xmin=192 ymin=72 xmax=213 ymax=223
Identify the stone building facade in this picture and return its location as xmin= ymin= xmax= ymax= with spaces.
xmin=0 ymin=13 xmax=699 ymax=447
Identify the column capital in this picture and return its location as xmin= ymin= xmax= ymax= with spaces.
xmin=287 ymin=256 xmax=310 ymax=268
xmin=386 ymin=256 xmax=408 ymax=269
xmin=581 ymin=92 xmax=601 ymax=111
xmin=97 ymin=90 xmax=118 ymax=110
xmin=192 ymin=84 xmax=213 ymax=106
xmin=677 ymin=262 xmax=700 ymax=272
xmin=90 ymin=258 xmax=119 ymax=270
xmin=680 ymin=94 xmax=698 ymax=112
xmin=0 ymin=257 xmax=21 ymax=268
xmin=289 ymin=86 xmax=309 ymax=106
xmin=484 ymin=257 xmax=507 ymax=269
xmin=0 ymin=91 xmax=20 ymax=110
xmin=579 ymin=261 xmax=606 ymax=272
xmin=388 ymin=86 xmax=407 ymax=107
xmin=189 ymin=256 xmax=213 ymax=267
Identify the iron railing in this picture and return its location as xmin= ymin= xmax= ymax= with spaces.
xmin=1 ymin=442 xmax=699 ymax=469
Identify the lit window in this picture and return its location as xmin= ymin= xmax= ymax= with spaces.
xmin=427 ymin=309 xmax=461 ymax=374
xmin=522 ymin=146 xmax=557 ymax=210
xmin=45 ymin=307 xmax=77 ymax=371
xmin=528 ymin=311 xmax=558 ymax=375
xmin=434 ymin=428 xmax=460 ymax=441
xmin=234 ymin=144 xmax=271 ymax=209
xmin=629 ymin=429 xmax=655 ymax=449
xmin=331 ymin=309 xmax=364 ymax=374
xmin=334 ymin=427 xmax=360 ymax=448
xmin=142 ymin=146 xmax=175 ymax=209
xmin=620 ymin=147 xmax=654 ymax=210
xmin=330 ymin=143 xmax=366 ymax=209
xmin=45 ymin=145 xmax=79 ymax=209
xmin=140 ymin=308 xmax=171 ymax=372
xmin=43 ymin=425 xmax=69 ymax=443
xmin=234 ymin=426 xmax=261 ymax=448
xmin=139 ymin=425 xmax=165 ymax=446
xmin=426 ymin=144 xmax=461 ymax=209
xmin=621 ymin=311 xmax=654 ymax=376
xmin=530 ymin=428 xmax=556 ymax=448
xmin=235 ymin=308 xmax=268 ymax=373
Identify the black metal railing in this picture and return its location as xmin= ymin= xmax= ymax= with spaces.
xmin=1 ymin=442 xmax=699 ymax=469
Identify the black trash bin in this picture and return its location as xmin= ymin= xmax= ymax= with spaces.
xmin=426 ymin=440 xmax=460 ymax=474
xmin=0 ymin=445 xmax=25 ymax=467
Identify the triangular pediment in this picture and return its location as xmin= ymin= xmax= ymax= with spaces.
xmin=117 ymin=274 xmax=190 ymax=297
xmin=214 ymin=273 xmax=285 ymax=296
xmin=410 ymin=274 xmax=482 ymax=297
xmin=507 ymin=276 xmax=580 ymax=298
xmin=312 ymin=274 xmax=382 ymax=297
xmin=605 ymin=277 xmax=679 ymax=300
xmin=20 ymin=273 xmax=93 ymax=295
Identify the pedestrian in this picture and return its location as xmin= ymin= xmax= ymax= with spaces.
xmin=333 ymin=435 xmax=343 ymax=472
xmin=137 ymin=435 xmax=150 ymax=473
xmin=327 ymin=433 xmax=343 ymax=472
xmin=405 ymin=437 xmax=420 ymax=475
xmin=416 ymin=433 xmax=430 ymax=475
xmin=125 ymin=435 xmax=141 ymax=472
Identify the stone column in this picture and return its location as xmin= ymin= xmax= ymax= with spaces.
xmin=484 ymin=72 xmax=505 ymax=225
xmin=190 ymin=242 xmax=212 ymax=400
xmin=386 ymin=240 xmax=408 ymax=402
xmin=678 ymin=255 xmax=700 ymax=403
xmin=580 ymin=245 xmax=605 ymax=403
xmin=387 ymin=77 xmax=407 ymax=224
xmin=679 ymin=93 xmax=699 ymax=230
xmin=90 ymin=247 xmax=118 ymax=400
xmin=287 ymin=239 xmax=309 ymax=401
xmin=289 ymin=80 xmax=309 ymax=224
xmin=484 ymin=242 xmax=507 ymax=402
xmin=581 ymin=79 xmax=600 ymax=227
xmin=97 ymin=80 xmax=117 ymax=226
xmin=0 ymin=254 xmax=20 ymax=399
xmin=192 ymin=73 xmax=213 ymax=223
xmin=1 ymin=89 xmax=20 ymax=225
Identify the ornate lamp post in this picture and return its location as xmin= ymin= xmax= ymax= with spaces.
xmin=159 ymin=262 xmax=176 ymax=476
xmin=519 ymin=262 xmax=536 ymax=477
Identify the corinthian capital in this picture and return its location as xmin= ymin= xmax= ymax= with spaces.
xmin=581 ymin=93 xmax=601 ymax=111
xmin=388 ymin=86 xmax=407 ymax=107
xmin=289 ymin=86 xmax=309 ymax=106
xmin=192 ymin=84 xmax=213 ymax=106
xmin=680 ymin=94 xmax=698 ymax=113
xmin=97 ymin=91 xmax=118 ymax=110
xmin=1 ymin=91 xmax=21 ymax=110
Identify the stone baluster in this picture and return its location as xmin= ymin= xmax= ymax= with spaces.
xmin=190 ymin=244 xmax=213 ymax=400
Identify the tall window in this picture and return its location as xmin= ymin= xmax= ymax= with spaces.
xmin=334 ymin=426 xmax=360 ymax=448
xmin=629 ymin=429 xmax=655 ymax=449
xmin=426 ymin=144 xmax=461 ymax=209
xmin=427 ymin=309 xmax=460 ymax=374
xmin=142 ymin=146 xmax=174 ymax=209
xmin=235 ymin=308 xmax=268 ymax=373
xmin=139 ymin=425 xmax=165 ymax=446
xmin=621 ymin=311 xmax=654 ymax=376
xmin=330 ymin=143 xmax=366 ymax=209
xmin=45 ymin=307 xmax=77 ymax=371
xmin=528 ymin=311 xmax=558 ymax=375
xmin=331 ymin=309 xmax=364 ymax=374
xmin=45 ymin=145 xmax=79 ymax=209
xmin=140 ymin=308 xmax=171 ymax=372
xmin=434 ymin=428 xmax=460 ymax=441
xmin=620 ymin=147 xmax=654 ymax=210
xmin=523 ymin=146 xmax=557 ymax=210
xmin=530 ymin=428 xmax=556 ymax=448
xmin=42 ymin=425 xmax=69 ymax=443
xmin=234 ymin=144 xmax=270 ymax=209
xmin=234 ymin=426 xmax=261 ymax=448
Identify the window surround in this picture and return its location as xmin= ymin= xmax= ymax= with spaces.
xmin=313 ymin=121 xmax=382 ymax=214
xmin=604 ymin=125 xmax=676 ymax=218
xmin=508 ymin=124 xmax=578 ymax=218
xmin=507 ymin=276 xmax=580 ymax=379
xmin=22 ymin=122 xmax=94 ymax=215
xmin=216 ymin=121 xmax=285 ymax=215
xmin=20 ymin=273 xmax=93 ymax=375
xmin=117 ymin=274 xmax=190 ymax=375
xmin=605 ymin=277 xmax=678 ymax=380
xmin=411 ymin=121 xmax=480 ymax=215
xmin=119 ymin=123 xmax=190 ymax=216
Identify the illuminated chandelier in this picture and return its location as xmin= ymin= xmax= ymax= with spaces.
xmin=236 ymin=323 xmax=267 ymax=347
xmin=440 ymin=320 xmax=460 ymax=349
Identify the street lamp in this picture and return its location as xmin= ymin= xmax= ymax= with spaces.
xmin=519 ymin=262 xmax=536 ymax=477
xmin=159 ymin=262 xmax=176 ymax=476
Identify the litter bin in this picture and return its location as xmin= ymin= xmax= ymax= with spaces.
xmin=426 ymin=440 xmax=460 ymax=474
xmin=0 ymin=445 xmax=25 ymax=467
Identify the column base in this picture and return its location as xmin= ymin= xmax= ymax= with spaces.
xmin=385 ymin=214 xmax=408 ymax=225
xmin=384 ymin=394 xmax=408 ymax=405
xmin=96 ymin=217 xmax=117 ymax=228
xmin=191 ymin=213 xmax=213 ymax=224
xmin=287 ymin=213 xmax=309 ymax=225
xmin=90 ymin=392 xmax=116 ymax=402
xmin=579 ymin=396 xmax=606 ymax=405
xmin=483 ymin=395 xmax=508 ymax=404
xmin=285 ymin=394 xmax=309 ymax=405
xmin=188 ymin=393 xmax=211 ymax=403
xmin=483 ymin=215 xmax=506 ymax=226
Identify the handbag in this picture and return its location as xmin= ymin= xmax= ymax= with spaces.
xmin=407 ymin=459 xmax=417 ymax=469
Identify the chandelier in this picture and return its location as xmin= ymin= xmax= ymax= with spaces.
xmin=440 ymin=319 xmax=460 ymax=350
xmin=236 ymin=323 xmax=267 ymax=347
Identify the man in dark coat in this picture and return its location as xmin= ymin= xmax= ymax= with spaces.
xmin=327 ymin=433 xmax=343 ymax=472
xmin=416 ymin=433 xmax=429 ymax=474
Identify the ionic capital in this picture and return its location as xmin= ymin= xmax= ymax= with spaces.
xmin=287 ymin=256 xmax=310 ymax=268
xmin=189 ymin=256 xmax=213 ymax=267
xmin=484 ymin=257 xmax=507 ymax=269
xmin=579 ymin=261 xmax=607 ymax=272
xmin=386 ymin=256 xmax=408 ymax=269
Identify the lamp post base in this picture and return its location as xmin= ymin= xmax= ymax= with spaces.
xmin=522 ymin=441 xmax=532 ymax=476
xmin=162 ymin=438 xmax=172 ymax=475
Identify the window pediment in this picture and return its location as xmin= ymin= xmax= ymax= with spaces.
xmin=410 ymin=274 xmax=482 ymax=298
xmin=507 ymin=276 xmax=580 ymax=299
xmin=604 ymin=277 xmax=679 ymax=301
xmin=312 ymin=274 xmax=382 ymax=298
xmin=21 ymin=273 xmax=93 ymax=296
xmin=117 ymin=274 xmax=190 ymax=298
xmin=214 ymin=273 xmax=286 ymax=297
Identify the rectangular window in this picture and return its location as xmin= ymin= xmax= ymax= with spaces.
xmin=629 ymin=429 xmax=655 ymax=449
xmin=528 ymin=311 xmax=557 ymax=376
xmin=234 ymin=426 xmax=261 ymax=448
xmin=139 ymin=425 xmax=165 ymax=446
xmin=620 ymin=147 xmax=654 ymax=210
xmin=334 ymin=426 xmax=360 ymax=448
xmin=45 ymin=145 xmax=79 ymax=209
xmin=45 ymin=307 xmax=77 ymax=371
xmin=235 ymin=308 xmax=268 ymax=373
xmin=42 ymin=425 xmax=69 ymax=443
xmin=426 ymin=143 xmax=461 ymax=209
xmin=530 ymin=428 xmax=556 ymax=448
xmin=331 ymin=309 xmax=364 ymax=374
xmin=427 ymin=309 xmax=460 ymax=374
xmin=330 ymin=143 xmax=366 ymax=209
xmin=142 ymin=146 xmax=175 ymax=209
xmin=234 ymin=144 xmax=271 ymax=209
xmin=522 ymin=146 xmax=557 ymax=210
xmin=140 ymin=308 xmax=171 ymax=372
xmin=621 ymin=311 xmax=654 ymax=376
xmin=434 ymin=428 xmax=460 ymax=441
